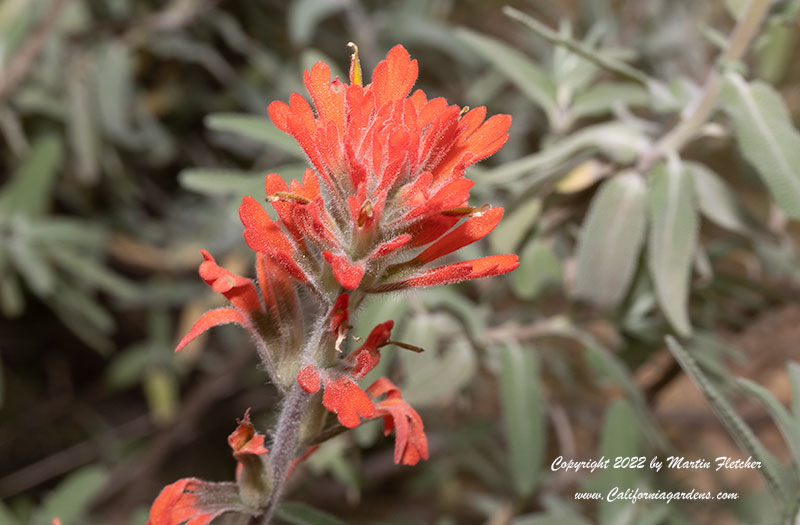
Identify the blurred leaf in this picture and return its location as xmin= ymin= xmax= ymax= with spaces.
xmin=586 ymin=400 xmax=641 ymax=525
xmin=737 ymin=376 xmax=800 ymax=478
xmin=455 ymin=27 xmax=557 ymax=121
xmin=0 ymin=134 xmax=63 ymax=217
xmin=490 ymin=198 xmax=541 ymax=253
xmin=106 ymin=343 xmax=154 ymax=390
xmin=8 ymin=224 xmax=56 ymax=296
xmin=512 ymin=238 xmax=562 ymax=299
xmin=665 ymin=337 xmax=789 ymax=506
xmin=484 ymin=123 xmax=650 ymax=186
xmin=499 ymin=341 xmax=544 ymax=497
xmin=574 ymin=172 xmax=647 ymax=308
xmin=67 ymin=56 xmax=99 ymax=183
xmin=722 ymin=73 xmax=800 ymax=219
xmin=287 ymin=0 xmax=349 ymax=46
xmin=791 ymin=362 xmax=800 ymax=420
xmin=179 ymin=169 xmax=266 ymax=198
xmin=555 ymin=159 xmax=607 ymax=193
xmin=0 ymin=271 xmax=25 ymax=317
xmin=647 ymin=161 xmax=697 ymax=337
xmin=35 ymin=465 xmax=109 ymax=525
xmin=276 ymin=501 xmax=347 ymax=525
xmin=400 ymin=316 xmax=476 ymax=407
xmin=96 ymin=41 xmax=135 ymax=143
xmin=204 ymin=113 xmax=303 ymax=158
xmin=46 ymin=247 xmax=138 ymax=300
xmin=28 ymin=218 xmax=106 ymax=250
xmin=687 ymin=161 xmax=750 ymax=234
xmin=756 ymin=20 xmax=795 ymax=83
xmin=0 ymin=500 xmax=20 ymax=525
xmin=571 ymin=82 xmax=650 ymax=119
xmin=144 ymin=368 xmax=179 ymax=426
xmin=50 ymin=283 xmax=115 ymax=353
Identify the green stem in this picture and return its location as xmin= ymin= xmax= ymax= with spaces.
xmin=502 ymin=5 xmax=656 ymax=87
xmin=637 ymin=0 xmax=771 ymax=170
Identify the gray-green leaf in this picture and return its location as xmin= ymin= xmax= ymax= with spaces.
xmin=204 ymin=113 xmax=303 ymax=158
xmin=574 ymin=172 xmax=647 ymax=308
xmin=647 ymin=161 xmax=697 ymax=337
xmin=455 ymin=27 xmax=557 ymax=122
xmin=687 ymin=161 xmax=750 ymax=234
xmin=722 ymin=73 xmax=800 ymax=219
xmin=499 ymin=341 xmax=545 ymax=497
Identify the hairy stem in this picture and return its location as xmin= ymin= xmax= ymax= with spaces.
xmin=258 ymin=381 xmax=311 ymax=524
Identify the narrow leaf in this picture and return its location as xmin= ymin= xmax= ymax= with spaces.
xmin=722 ymin=73 xmax=800 ymax=219
xmin=686 ymin=161 xmax=750 ymax=234
xmin=455 ymin=27 xmax=557 ymax=120
xmin=204 ymin=113 xmax=303 ymax=158
xmin=737 ymin=376 xmax=800 ymax=482
xmin=0 ymin=135 xmax=63 ymax=217
xmin=665 ymin=337 xmax=788 ymax=506
xmin=499 ymin=341 xmax=545 ymax=497
xmin=647 ymin=161 xmax=697 ymax=336
xmin=512 ymin=238 xmax=562 ymax=299
xmin=276 ymin=501 xmax=347 ymax=525
xmin=574 ymin=172 xmax=647 ymax=308
xmin=489 ymin=197 xmax=541 ymax=253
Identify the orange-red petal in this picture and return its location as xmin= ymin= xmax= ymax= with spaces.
xmin=175 ymin=308 xmax=247 ymax=352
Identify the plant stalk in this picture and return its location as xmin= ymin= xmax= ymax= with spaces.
xmin=637 ymin=0 xmax=771 ymax=170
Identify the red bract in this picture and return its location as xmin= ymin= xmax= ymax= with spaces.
xmin=297 ymin=318 xmax=428 ymax=464
xmin=147 ymin=478 xmax=249 ymax=525
xmin=241 ymin=44 xmax=517 ymax=292
xmin=147 ymin=412 xmax=271 ymax=524
xmin=163 ymin=42 xmax=518 ymax=519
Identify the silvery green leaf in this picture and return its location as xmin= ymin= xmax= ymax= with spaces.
xmin=67 ymin=57 xmax=99 ymax=183
xmin=277 ymin=501 xmax=347 ymax=525
xmin=571 ymin=82 xmax=650 ymax=119
xmin=584 ymin=400 xmax=641 ymax=525
xmin=490 ymin=198 xmax=541 ymax=254
xmin=484 ymin=122 xmax=650 ymax=185
xmin=499 ymin=341 xmax=545 ymax=497
xmin=287 ymin=0 xmax=349 ymax=46
xmin=647 ymin=161 xmax=697 ymax=337
xmin=687 ymin=161 xmax=750 ymax=234
xmin=204 ymin=113 xmax=304 ymax=158
xmin=455 ymin=27 xmax=557 ymax=121
xmin=574 ymin=172 xmax=647 ymax=308
xmin=0 ymin=134 xmax=62 ymax=217
xmin=512 ymin=237 xmax=562 ymax=300
xmin=35 ymin=466 xmax=109 ymax=525
xmin=179 ymin=169 xmax=265 ymax=198
xmin=737 ymin=376 xmax=800 ymax=479
xmin=722 ymin=73 xmax=800 ymax=219
xmin=665 ymin=337 xmax=788 ymax=505
xmin=399 ymin=315 xmax=476 ymax=407
xmin=96 ymin=42 xmax=136 ymax=144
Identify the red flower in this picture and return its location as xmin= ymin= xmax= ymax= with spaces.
xmin=367 ymin=378 xmax=428 ymax=466
xmin=297 ymin=318 xmax=428 ymax=465
xmin=148 ymin=411 xmax=271 ymax=524
xmin=147 ymin=479 xmax=250 ymax=525
xmin=239 ymin=44 xmax=517 ymax=293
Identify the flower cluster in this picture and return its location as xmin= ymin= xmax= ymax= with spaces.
xmin=150 ymin=43 xmax=516 ymax=523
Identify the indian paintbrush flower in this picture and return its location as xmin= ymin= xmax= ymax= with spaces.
xmin=150 ymin=43 xmax=517 ymax=524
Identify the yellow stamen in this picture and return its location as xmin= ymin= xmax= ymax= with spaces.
xmin=348 ymin=42 xmax=362 ymax=86
xmin=459 ymin=106 xmax=470 ymax=118
xmin=441 ymin=203 xmax=489 ymax=216
xmin=266 ymin=192 xmax=311 ymax=204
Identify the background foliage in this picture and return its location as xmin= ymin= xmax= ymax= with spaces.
xmin=2 ymin=0 xmax=800 ymax=523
